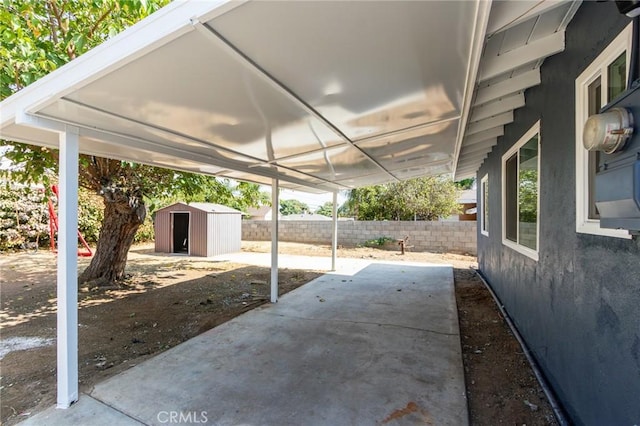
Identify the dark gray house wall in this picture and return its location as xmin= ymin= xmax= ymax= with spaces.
xmin=477 ymin=3 xmax=640 ymax=425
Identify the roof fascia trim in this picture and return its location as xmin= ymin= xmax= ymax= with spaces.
xmin=452 ymin=0 xmax=492 ymax=178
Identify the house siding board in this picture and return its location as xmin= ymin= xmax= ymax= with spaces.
xmin=478 ymin=4 xmax=640 ymax=424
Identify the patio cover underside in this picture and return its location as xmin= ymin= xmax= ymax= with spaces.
xmin=0 ymin=0 xmax=577 ymax=191
xmin=1 ymin=1 xmax=581 ymax=189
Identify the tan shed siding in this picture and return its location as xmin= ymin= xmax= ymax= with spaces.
xmin=154 ymin=209 xmax=172 ymax=253
xmin=189 ymin=210 xmax=208 ymax=256
xmin=207 ymin=213 xmax=242 ymax=256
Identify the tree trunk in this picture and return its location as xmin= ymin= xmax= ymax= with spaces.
xmin=79 ymin=188 xmax=145 ymax=284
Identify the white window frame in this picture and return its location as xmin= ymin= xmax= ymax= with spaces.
xmin=480 ymin=174 xmax=489 ymax=237
xmin=502 ymin=121 xmax=540 ymax=261
xmin=575 ymin=24 xmax=632 ymax=239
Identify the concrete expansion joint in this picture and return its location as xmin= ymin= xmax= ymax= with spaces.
xmin=265 ymin=312 xmax=458 ymax=337
xmin=84 ymin=393 xmax=144 ymax=425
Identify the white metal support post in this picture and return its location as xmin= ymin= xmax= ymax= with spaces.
xmin=331 ymin=191 xmax=338 ymax=271
xmin=57 ymin=125 xmax=79 ymax=408
xmin=270 ymin=179 xmax=279 ymax=303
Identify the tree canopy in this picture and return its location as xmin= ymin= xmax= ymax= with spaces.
xmin=342 ymin=176 xmax=461 ymax=221
xmin=455 ymin=178 xmax=475 ymax=190
xmin=279 ymin=199 xmax=309 ymax=216
xmin=315 ymin=202 xmax=334 ymax=217
xmin=1 ymin=0 xmax=169 ymax=98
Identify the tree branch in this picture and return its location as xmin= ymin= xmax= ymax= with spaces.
xmin=88 ymin=7 xmax=114 ymax=39
xmin=47 ymin=0 xmax=64 ymax=38
xmin=12 ymin=63 xmax=22 ymax=91
xmin=45 ymin=1 xmax=59 ymax=44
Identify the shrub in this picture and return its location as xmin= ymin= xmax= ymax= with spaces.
xmin=363 ymin=236 xmax=395 ymax=247
xmin=0 ymin=183 xmax=49 ymax=251
xmin=77 ymin=190 xmax=104 ymax=243
xmin=134 ymin=216 xmax=155 ymax=243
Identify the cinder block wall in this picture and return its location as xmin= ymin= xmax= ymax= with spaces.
xmin=242 ymin=220 xmax=477 ymax=255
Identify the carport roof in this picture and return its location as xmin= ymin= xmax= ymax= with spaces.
xmin=0 ymin=0 xmax=579 ymax=191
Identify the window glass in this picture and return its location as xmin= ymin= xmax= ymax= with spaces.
xmin=482 ymin=177 xmax=489 ymax=235
xmin=607 ymin=52 xmax=626 ymax=101
xmin=588 ymin=77 xmax=602 ymax=115
xmin=505 ymin=154 xmax=518 ymax=242
xmin=587 ymin=77 xmax=602 ymax=219
xmin=502 ymin=123 xmax=539 ymax=258
xmin=518 ymin=137 xmax=538 ymax=250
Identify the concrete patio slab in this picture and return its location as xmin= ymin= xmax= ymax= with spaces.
xmin=20 ymin=394 xmax=143 ymax=426
xmin=21 ymin=257 xmax=467 ymax=425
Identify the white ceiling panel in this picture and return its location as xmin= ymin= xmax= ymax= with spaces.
xmin=209 ymin=1 xmax=475 ymax=142
xmin=64 ymin=30 xmax=347 ymax=164
xmin=356 ymin=120 xmax=457 ymax=173
xmin=276 ymin=145 xmax=385 ymax=183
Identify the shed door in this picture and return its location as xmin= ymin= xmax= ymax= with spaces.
xmin=172 ymin=213 xmax=190 ymax=254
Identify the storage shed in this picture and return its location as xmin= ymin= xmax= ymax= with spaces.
xmin=154 ymin=202 xmax=242 ymax=257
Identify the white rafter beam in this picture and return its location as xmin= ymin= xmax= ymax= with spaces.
xmin=466 ymin=111 xmax=514 ymax=136
xmin=455 ymin=167 xmax=480 ymax=178
xmin=474 ymin=69 xmax=541 ymax=106
xmin=455 ymin=171 xmax=477 ymax=180
xmin=486 ymin=1 xmax=571 ymax=35
xmin=456 ymin=165 xmax=480 ymax=174
xmin=470 ymin=93 xmax=524 ymax=123
xmin=460 ymin=147 xmax=490 ymax=160
xmin=479 ymin=31 xmax=565 ymax=82
xmin=464 ymin=126 xmax=504 ymax=146
xmin=461 ymin=138 xmax=497 ymax=156
xmin=458 ymin=152 xmax=488 ymax=167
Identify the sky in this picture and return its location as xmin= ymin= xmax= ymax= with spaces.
xmin=264 ymin=187 xmax=348 ymax=212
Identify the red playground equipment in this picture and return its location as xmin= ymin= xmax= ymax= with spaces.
xmin=48 ymin=185 xmax=93 ymax=257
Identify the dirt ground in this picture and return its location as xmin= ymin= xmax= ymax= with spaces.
xmin=1 ymin=241 xmax=557 ymax=425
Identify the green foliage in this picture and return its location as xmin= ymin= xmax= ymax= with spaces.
xmin=147 ymin=179 xmax=270 ymax=216
xmin=315 ymin=201 xmax=334 ymax=217
xmin=340 ymin=185 xmax=386 ymax=220
xmin=0 ymin=179 xmax=141 ymax=251
xmin=77 ymin=188 xmax=104 ymax=243
xmin=0 ymin=182 xmax=49 ymax=250
xmin=344 ymin=176 xmax=461 ymax=221
xmin=279 ymin=199 xmax=310 ymax=216
xmin=518 ymin=169 xmax=538 ymax=223
xmin=0 ymin=0 xmax=169 ymax=100
xmin=455 ymin=178 xmax=475 ymax=190
xmin=363 ymin=236 xmax=395 ymax=247
xmin=133 ymin=216 xmax=155 ymax=243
